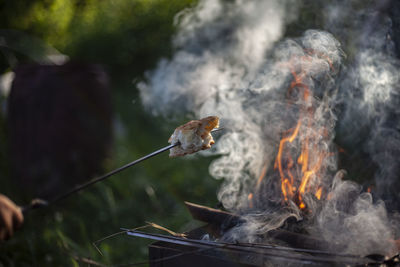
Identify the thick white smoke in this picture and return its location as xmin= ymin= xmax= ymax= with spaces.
xmin=139 ymin=0 xmax=400 ymax=257
xmin=139 ymin=0 xmax=297 ymax=211
xmin=325 ymin=1 xmax=400 ymax=209
xmin=311 ymin=171 xmax=397 ymax=256
xmin=139 ymin=0 xmax=295 ymax=116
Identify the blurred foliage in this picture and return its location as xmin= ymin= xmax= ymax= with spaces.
xmin=0 ymin=0 xmax=386 ymax=265
xmin=1 ymin=0 xmax=195 ymax=76
xmin=0 ymin=0 xmax=226 ymax=266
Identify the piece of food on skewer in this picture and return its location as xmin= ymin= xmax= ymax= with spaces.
xmin=168 ymin=116 xmax=219 ymax=157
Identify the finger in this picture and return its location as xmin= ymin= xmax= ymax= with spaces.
xmin=3 ymin=209 xmax=13 ymax=239
xmin=0 ymin=228 xmax=7 ymax=240
xmin=0 ymin=195 xmax=22 ymax=240
xmin=0 ymin=209 xmax=13 ymax=240
xmin=0 ymin=217 xmax=7 ymax=241
xmin=12 ymin=207 xmax=24 ymax=229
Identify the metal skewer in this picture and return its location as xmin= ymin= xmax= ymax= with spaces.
xmin=22 ymin=128 xmax=224 ymax=214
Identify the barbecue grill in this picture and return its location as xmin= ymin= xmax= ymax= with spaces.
xmin=126 ymin=202 xmax=400 ymax=267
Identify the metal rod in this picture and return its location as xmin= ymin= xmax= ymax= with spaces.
xmin=22 ymin=128 xmax=224 ymax=214
xmin=54 ymin=144 xmax=178 ymax=203
xmin=21 ymin=144 xmax=177 ymax=214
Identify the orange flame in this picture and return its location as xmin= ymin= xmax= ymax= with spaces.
xmin=248 ymin=52 xmax=334 ymax=211
xmin=279 ymin=54 xmax=335 ymax=209
xmin=315 ymin=187 xmax=323 ymax=200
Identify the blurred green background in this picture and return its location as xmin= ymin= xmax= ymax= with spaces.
xmin=1 ymin=0 xmax=397 ymax=265
xmin=0 ymin=0 xmax=224 ymax=266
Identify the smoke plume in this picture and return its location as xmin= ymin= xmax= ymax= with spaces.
xmin=139 ymin=0 xmax=400 ymax=257
xmin=325 ymin=0 xmax=400 ymax=209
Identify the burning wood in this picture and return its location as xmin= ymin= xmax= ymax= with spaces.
xmin=184 ymin=201 xmax=243 ymax=231
xmin=184 ymin=201 xmax=334 ymax=251
xmin=168 ymin=116 xmax=219 ymax=157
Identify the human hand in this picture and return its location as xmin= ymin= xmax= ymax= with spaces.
xmin=0 ymin=194 xmax=23 ymax=240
